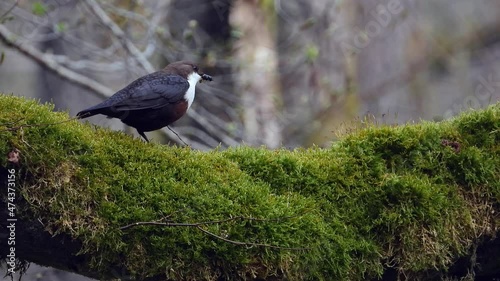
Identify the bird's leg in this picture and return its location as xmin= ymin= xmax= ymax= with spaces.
xmin=167 ymin=126 xmax=189 ymax=146
xmin=137 ymin=130 xmax=150 ymax=142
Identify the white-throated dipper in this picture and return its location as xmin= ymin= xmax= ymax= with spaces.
xmin=77 ymin=61 xmax=212 ymax=142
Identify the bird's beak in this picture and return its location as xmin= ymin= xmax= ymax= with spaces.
xmin=200 ymin=73 xmax=213 ymax=83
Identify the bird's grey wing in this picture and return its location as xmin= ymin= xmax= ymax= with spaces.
xmin=110 ymin=72 xmax=189 ymax=111
xmin=76 ymin=72 xmax=190 ymax=118
xmin=107 ymin=73 xmax=190 ymax=111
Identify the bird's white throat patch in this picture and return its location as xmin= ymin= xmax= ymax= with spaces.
xmin=186 ymin=72 xmax=201 ymax=109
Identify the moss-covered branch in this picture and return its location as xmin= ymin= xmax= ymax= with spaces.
xmin=0 ymin=94 xmax=499 ymax=280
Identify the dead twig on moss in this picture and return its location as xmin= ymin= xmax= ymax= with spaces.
xmin=120 ymin=215 xmax=309 ymax=251
xmin=0 ymin=117 xmax=80 ymax=132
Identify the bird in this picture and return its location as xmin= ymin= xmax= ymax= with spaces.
xmin=77 ymin=61 xmax=212 ymax=142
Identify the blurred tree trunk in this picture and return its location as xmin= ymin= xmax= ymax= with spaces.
xmin=356 ymin=1 xmax=500 ymax=123
xmin=272 ymin=0 xmax=360 ymax=147
xmin=230 ymin=0 xmax=282 ymax=148
xmin=305 ymin=0 xmax=360 ymax=146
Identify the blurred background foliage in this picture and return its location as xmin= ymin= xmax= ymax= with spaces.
xmin=1 ymin=0 xmax=499 ymax=149
xmin=1 ymin=0 xmax=499 ymax=280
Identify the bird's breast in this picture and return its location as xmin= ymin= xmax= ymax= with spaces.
xmin=173 ymin=101 xmax=189 ymax=119
xmin=185 ymin=72 xmax=201 ymax=109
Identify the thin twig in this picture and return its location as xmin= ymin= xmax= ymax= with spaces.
xmin=19 ymin=127 xmax=42 ymax=160
xmin=84 ymin=0 xmax=155 ymax=73
xmin=120 ymin=215 xmax=302 ymax=230
xmin=0 ymin=117 xmax=80 ymax=132
xmin=0 ymin=0 xmax=18 ymax=21
xmin=197 ymin=215 xmax=302 ymax=225
xmin=195 ymin=226 xmax=305 ymax=250
xmin=120 ymin=215 xmax=309 ymax=251
xmin=120 ymin=221 xmax=197 ymax=230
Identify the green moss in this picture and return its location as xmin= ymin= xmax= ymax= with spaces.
xmin=0 ymin=93 xmax=499 ymax=280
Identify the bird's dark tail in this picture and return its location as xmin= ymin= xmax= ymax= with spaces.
xmin=77 ymin=97 xmax=118 ymax=118
xmin=76 ymin=107 xmax=102 ymax=119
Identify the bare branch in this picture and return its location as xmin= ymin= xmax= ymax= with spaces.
xmin=0 ymin=1 xmax=229 ymax=149
xmin=0 ymin=0 xmax=18 ymax=21
xmin=0 ymin=24 xmax=114 ymax=98
xmin=0 ymin=24 xmax=186 ymax=145
xmin=187 ymin=108 xmax=241 ymax=147
xmin=83 ymin=0 xmax=155 ymax=73
xmin=0 ymin=4 xmax=61 ymax=42
xmin=101 ymin=2 xmax=150 ymax=26
xmin=52 ymin=54 xmax=139 ymax=73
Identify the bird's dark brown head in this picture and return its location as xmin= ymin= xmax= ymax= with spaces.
xmin=163 ymin=61 xmax=212 ymax=82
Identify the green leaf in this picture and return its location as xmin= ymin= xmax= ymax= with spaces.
xmin=306 ymin=45 xmax=319 ymax=63
xmin=55 ymin=22 xmax=67 ymax=33
xmin=32 ymin=2 xmax=47 ymax=16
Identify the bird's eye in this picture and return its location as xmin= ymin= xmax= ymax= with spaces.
xmin=193 ymin=66 xmax=199 ymax=72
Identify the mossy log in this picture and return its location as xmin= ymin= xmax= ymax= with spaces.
xmin=0 ymin=94 xmax=499 ymax=280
